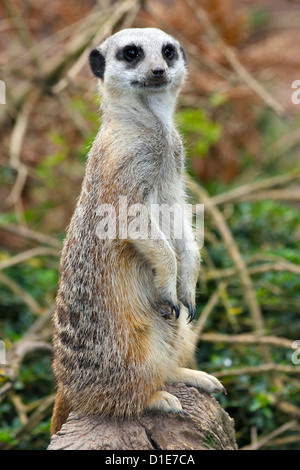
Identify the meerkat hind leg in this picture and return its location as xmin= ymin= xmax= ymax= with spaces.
xmin=145 ymin=390 xmax=184 ymax=414
xmin=175 ymin=367 xmax=227 ymax=394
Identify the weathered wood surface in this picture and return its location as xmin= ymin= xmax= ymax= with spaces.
xmin=48 ymin=383 xmax=237 ymax=450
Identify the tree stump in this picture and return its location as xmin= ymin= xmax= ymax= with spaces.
xmin=48 ymin=383 xmax=237 ymax=450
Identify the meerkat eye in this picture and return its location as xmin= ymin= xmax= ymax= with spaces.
xmin=123 ymin=45 xmax=140 ymax=62
xmin=163 ymin=44 xmax=175 ymax=60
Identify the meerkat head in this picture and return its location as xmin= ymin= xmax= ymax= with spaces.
xmin=89 ymin=28 xmax=187 ymax=98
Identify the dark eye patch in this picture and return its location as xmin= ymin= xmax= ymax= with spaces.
xmin=162 ymin=43 xmax=178 ymax=63
xmin=116 ymin=44 xmax=144 ymax=66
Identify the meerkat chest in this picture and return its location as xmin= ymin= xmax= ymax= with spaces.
xmin=142 ymin=134 xmax=184 ymax=201
xmin=145 ymin=150 xmax=185 ymax=243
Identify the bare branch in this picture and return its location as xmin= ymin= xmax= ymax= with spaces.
xmin=187 ymin=0 xmax=287 ymax=118
xmin=186 ymin=176 xmax=265 ymax=334
xmin=211 ymin=171 xmax=300 ymax=206
xmin=199 ymin=332 xmax=296 ymax=350
xmin=241 ymin=420 xmax=298 ymax=450
xmin=0 ymin=247 xmax=59 ymax=272
xmin=0 ymin=272 xmax=42 ymax=315
xmin=0 ymin=223 xmax=62 ymax=249
xmin=214 ymin=364 xmax=300 ymax=378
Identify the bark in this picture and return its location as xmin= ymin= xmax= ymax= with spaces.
xmin=48 ymin=383 xmax=237 ymax=450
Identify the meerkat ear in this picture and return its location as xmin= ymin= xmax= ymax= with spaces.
xmin=89 ymin=48 xmax=106 ymax=79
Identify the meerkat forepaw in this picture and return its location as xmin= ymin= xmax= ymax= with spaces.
xmin=146 ymin=391 xmax=183 ymax=414
xmin=192 ymin=371 xmax=227 ymax=395
xmin=175 ymin=368 xmax=227 ymax=395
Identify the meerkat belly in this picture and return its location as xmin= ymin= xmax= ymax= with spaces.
xmin=110 ymin=249 xmax=184 ymax=374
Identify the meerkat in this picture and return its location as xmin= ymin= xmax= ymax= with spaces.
xmin=51 ymin=27 xmax=225 ymax=436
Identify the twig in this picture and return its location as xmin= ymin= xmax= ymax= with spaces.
xmin=15 ymin=393 xmax=55 ymax=439
xmin=0 ymin=223 xmax=62 ymax=249
xmin=264 ymin=434 xmax=300 ymax=447
xmin=0 ymin=340 xmax=52 ymax=404
xmin=0 ymin=247 xmax=59 ymax=272
xmin=0 ymin=303 xmax=54 ymax=406
xmin=187 ymin=0 xmax=287 ymax=118
xmin=0 ymin=4 xmax=109 ymax=128
xmin=276 ymin=401 xmax=300 ymax=419
xmin=241 ymin=420 xmax=298 ymax=450
xmin=0 ymin=272 xmax=42 ymax=315
xmin=211 ymin=171 xmax=300 ymax=206
xmin=199 ymin=332 xmax=297 ymax=350
xmin=25 ymin=303 xmax=55 ymax=338
xmin=143 ymin=2 xmax=237 ymax=84
xmin=234 ymin=188 xmax=300 ymax=202
xmin=3 ymin=164 xmax=28 ymax=209
xmin=52 ymin=0 xmax=140 ymax=94
xmin=2 ymin=0 xmax=43 ymax=71
xmin=194 ymin=281 xmax=227 ymax=338
xmin=56 ymin=92 xmax=90 ymax=137
xmin=8 ymin=88 xmax=40 ymax=168
xmin=1 ymin=4 xmax=103 ymax=76
xmin=213 ymin=364 xmax=300 ymax=378
xmin=0 ymin=393 xmax=56 ymax=450
xmin=3 ymin=88 xmax=41 ymax=209
xmin=206 ymin=260 xmax=300 ymax=281
xmin=10 ymin=392 xmax=28 ymax=425
xmin=186 ymin=176 xmax=265 ymax=334
xmin=247 ymin=260 xmax=300 ymax=276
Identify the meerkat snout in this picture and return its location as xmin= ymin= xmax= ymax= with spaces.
xmin=145 ymin=65 xmax=168 ymax=87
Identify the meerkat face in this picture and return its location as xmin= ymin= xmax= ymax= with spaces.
xmin=89 ymin=28 xmax=187 ymax=96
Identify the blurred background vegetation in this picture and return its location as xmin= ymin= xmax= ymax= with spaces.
xmin=1 ymin=0 xmax=300 ymax=450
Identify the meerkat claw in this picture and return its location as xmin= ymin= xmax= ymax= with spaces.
xmin=187 ymin=303 xmax=196 ymax=323
xmin=180 ymin=300 xmax=196 ymax=323
xmin=169 ymin=302 xmax=180 ymax=319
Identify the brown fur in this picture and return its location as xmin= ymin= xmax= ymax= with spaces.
xmin=51 ymin=388 xmax=71 ymax=436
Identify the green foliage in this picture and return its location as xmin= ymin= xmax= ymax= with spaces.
xmin=177 ymin=108 xmax=222 ymax=157
xmin=0 ymin=259 xmax=57 ymax=449
xmin=194 ymin=195 xmax=300 ymax=449
xmin=249 ymin=8 xmax=270 ymax=30
xmin=0 ymin=261 xmax=58 ymax=335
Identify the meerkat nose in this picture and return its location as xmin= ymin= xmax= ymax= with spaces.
xmin=151 ymin=67 xmax=166 ymax=77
